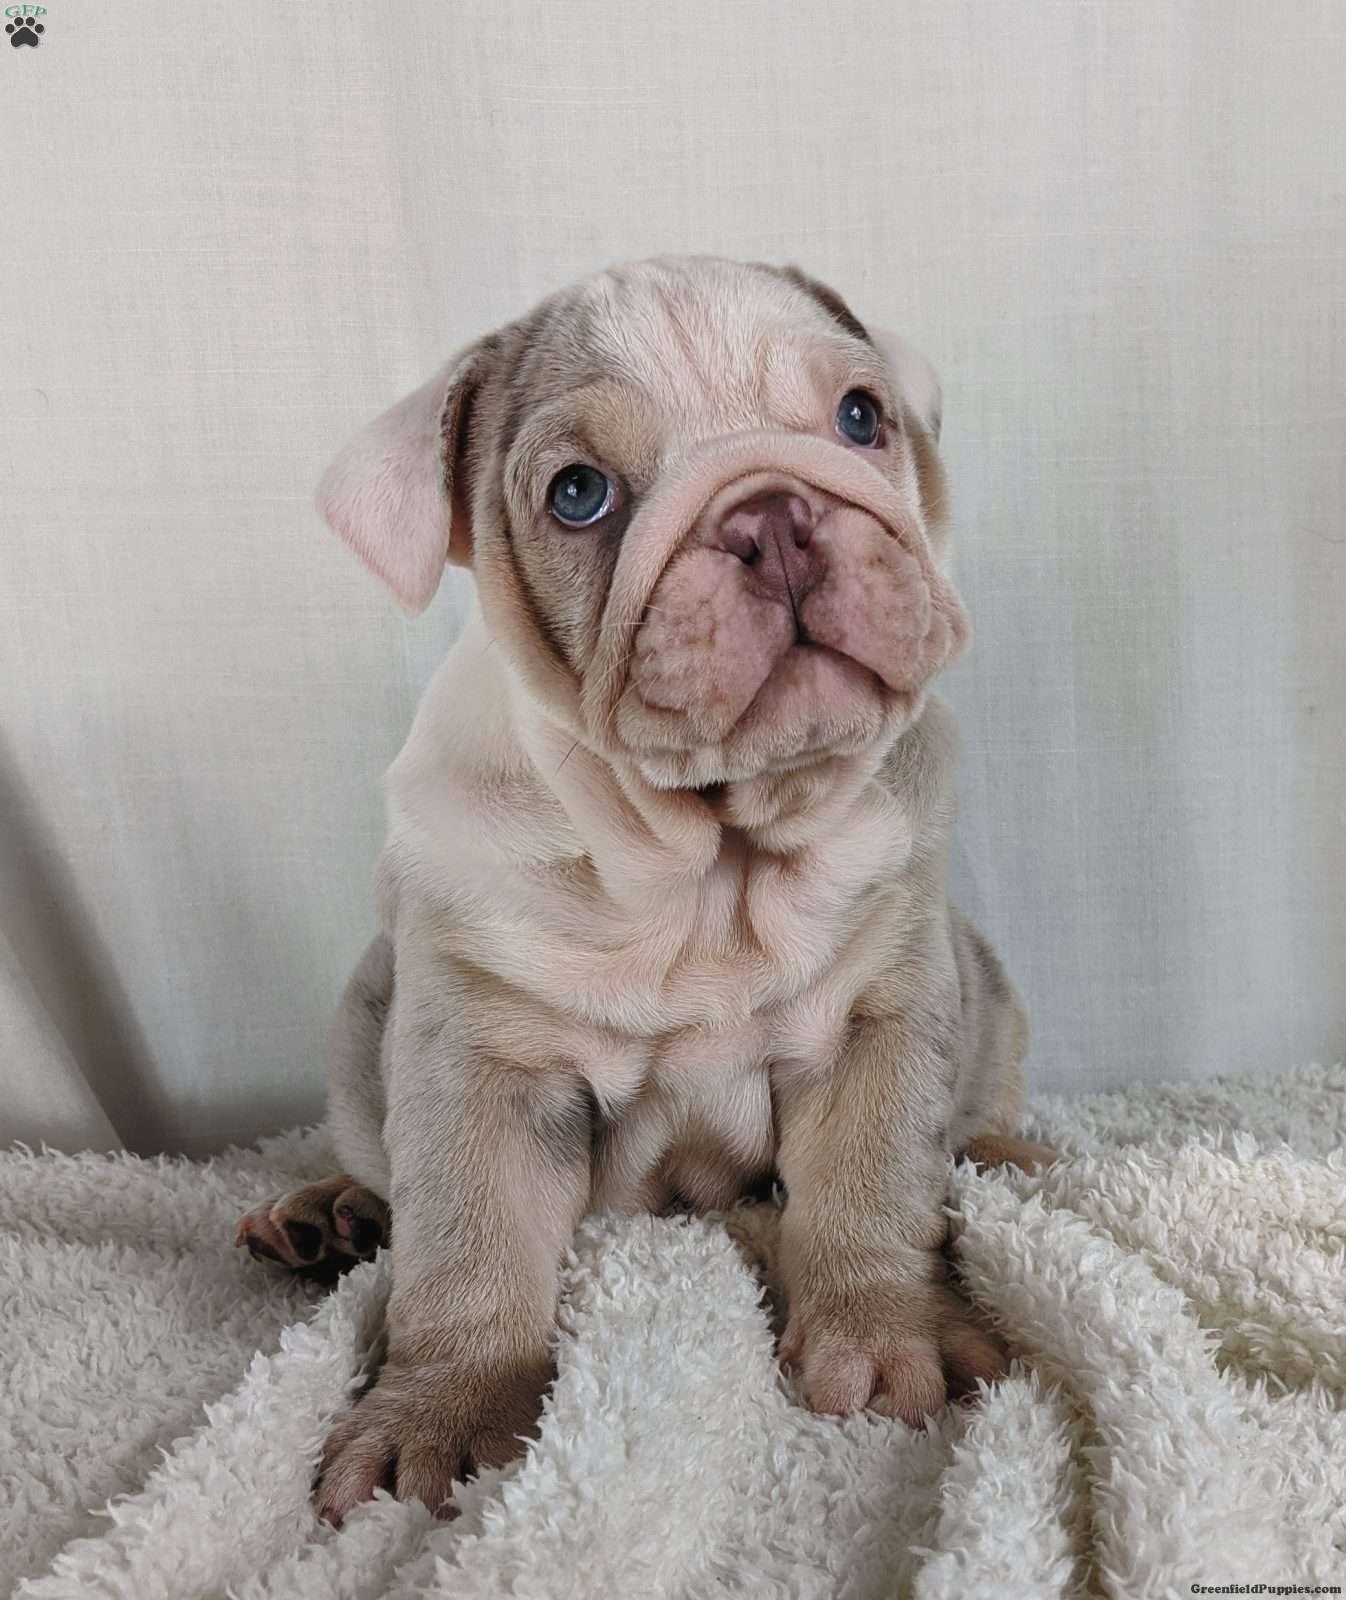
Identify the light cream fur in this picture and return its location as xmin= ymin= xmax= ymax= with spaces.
xmin=239 ymin=258 xmax=1035 ymax=1523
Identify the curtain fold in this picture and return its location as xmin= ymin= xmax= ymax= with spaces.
xmin=0 ymin=931 xmax=121 ymax=1154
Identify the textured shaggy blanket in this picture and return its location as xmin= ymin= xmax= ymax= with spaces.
xmin=3 ymin=1065 xmax=1345 ymax=1598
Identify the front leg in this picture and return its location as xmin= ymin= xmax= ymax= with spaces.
xmin=774 ymin=1001 xmax=1006 ymax=1426
xmin=315 ymin=946 xmax=591 ymax=1523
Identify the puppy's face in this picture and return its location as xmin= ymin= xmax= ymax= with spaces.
xmin=320 ymin=257 xmax=967 ymax=789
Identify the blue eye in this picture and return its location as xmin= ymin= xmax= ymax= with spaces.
xmin=548 ymin=464 xmax=614 ymax=527
xmin=835 ymin=390 xmax=882 ymax=447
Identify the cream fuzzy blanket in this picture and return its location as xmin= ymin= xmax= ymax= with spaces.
xmin=3 ymin=1065 xmax=1345 ymax=1598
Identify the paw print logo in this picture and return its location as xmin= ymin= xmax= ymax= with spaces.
xmin=6 ymin=13 xmax=45 ymax=46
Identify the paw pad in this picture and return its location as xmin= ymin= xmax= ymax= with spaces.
xmin=236 ymin=1176 xmax=390 ymax=1288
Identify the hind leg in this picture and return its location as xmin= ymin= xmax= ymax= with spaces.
xmin=237 ymin=935 xmax=394 ymax=1281
xmin=237 ymin=1175 xmax=389 ymax=1284
xmin=947 ymin=909 xmax=1054 ymax=1172
xmin=326 ymin=934 xmax=394 ymax=1194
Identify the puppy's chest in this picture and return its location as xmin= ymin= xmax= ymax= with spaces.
xmin=559 ymin=833 xmax=884 ymax=1038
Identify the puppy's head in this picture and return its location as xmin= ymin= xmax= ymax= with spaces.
xmin=319 ymin=257 xmax=967 ymax=789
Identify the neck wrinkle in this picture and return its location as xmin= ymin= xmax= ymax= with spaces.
xmin=727 ymin=744 xmax=892 ymax=856
xmin=507 ymin=660 xmax=896 ymax=905
xmin=507 ymin=676 xmax=722 ymax=907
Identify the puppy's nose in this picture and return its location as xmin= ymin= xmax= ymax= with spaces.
xmin=714 ymin=491 xmax=816 ymax=565
xmin=711 ymin=489 xmax=823 ymax=621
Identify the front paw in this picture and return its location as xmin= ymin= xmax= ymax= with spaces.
xmin=314 ymin=1352 xmax=552 ymax=1524
xmin=780 ymin=1274 xmax=1007 ymax=1427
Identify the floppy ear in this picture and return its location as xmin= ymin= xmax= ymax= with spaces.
xmin=871 ymin=329 xmax=942 ymax=443
xmin=316 ymin=345 xmax=487 ymax=613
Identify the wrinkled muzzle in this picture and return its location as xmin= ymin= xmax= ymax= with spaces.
xmin=583 ymin=430 xmax=969 ymax=781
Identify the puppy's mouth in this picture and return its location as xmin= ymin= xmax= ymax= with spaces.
xmin=612 ymin=473 xmax=958 ymax=786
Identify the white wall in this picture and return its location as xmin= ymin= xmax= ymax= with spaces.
xmin=2 ymin=0 xmax=1343 ymax=1154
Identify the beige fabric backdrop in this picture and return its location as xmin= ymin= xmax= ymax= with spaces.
xmin=2 ymin=1 xmax=1343 ymax=1155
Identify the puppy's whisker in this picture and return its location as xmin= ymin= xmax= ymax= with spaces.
xmin=601 ymin=606 xmax=667 ymax=633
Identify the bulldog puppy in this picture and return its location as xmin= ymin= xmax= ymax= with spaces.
xmin=236 ymin=257 xmax=1044 ymax=1523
